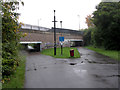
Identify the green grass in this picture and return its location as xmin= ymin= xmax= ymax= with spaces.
xmin=85 ymin=46 xmax=119 ymax=60
xmin=2 ymin=54 xmax=26 ymax=88
xmin=0 ymin=64 xmax=1 ymax=89
xmin=41 ymin=47 xmax=80 ymax=58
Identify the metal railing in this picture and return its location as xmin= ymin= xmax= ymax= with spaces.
xmin=21 ymin=24 xmax=50 ymax=31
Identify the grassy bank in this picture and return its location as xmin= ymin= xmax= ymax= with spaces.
xmin=85 ymin=46 xmax=119 ymax=60
xmin=41 ymin=47 xmax=80 ymax=58
xmin=2 ymin=54 xmax=26 ymax=88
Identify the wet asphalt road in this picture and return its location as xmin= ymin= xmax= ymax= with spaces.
xmin=24 ymin=47 xmax=119 ymax=88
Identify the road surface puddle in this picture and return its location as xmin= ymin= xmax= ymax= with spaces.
xmin=92 ymin=74 xmax=120 ymax=78
xmin=106 ymin=75 xmax=120 ymax=77
xmin=69 ymin=63 xmax=77 ymax=65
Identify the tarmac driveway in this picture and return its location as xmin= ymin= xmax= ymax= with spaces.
xmin=24 ymin=47 xmax=119 ymax=88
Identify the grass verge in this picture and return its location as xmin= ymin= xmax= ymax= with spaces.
xmin=2 ymin=53 xmax=26 ymax=88
xmin=85 ymin=46 xmax=119 ymax=60
xmin=41 ymin=47 xmax=80 ymax=58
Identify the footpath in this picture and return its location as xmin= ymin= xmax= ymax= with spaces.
xmin=24 ymin=47 xmax=118 ymax=88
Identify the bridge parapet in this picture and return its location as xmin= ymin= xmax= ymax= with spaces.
xmin=20 ymin=28 xmax=83 ymax=41
xmin=21 ymin=24 xmax=50 ymax=31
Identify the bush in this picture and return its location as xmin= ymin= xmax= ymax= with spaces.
xmin=2 ymin=0 xmax=24 ymax=78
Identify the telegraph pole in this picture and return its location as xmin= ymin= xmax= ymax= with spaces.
xmin=52 ymin=10 xmax=57 ymax=55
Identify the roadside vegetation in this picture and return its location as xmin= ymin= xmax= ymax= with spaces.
xmin=85 ymin=46 xmax=119 ymax=60
xmin=83 ymin=2 xmax=120 ymax=60
xmin=1 ymin=0 xmax=26 ymax=88
xmin=41 ymin=47 xmax=80 ymax=58
xmin=84 ymin=2 xmax=120 ymax=50
xmin=2 ymin=54 xmax=26 ymax=88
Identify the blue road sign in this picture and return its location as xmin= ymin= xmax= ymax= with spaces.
xmin=59 ymin=37 xmax=64 ymax=42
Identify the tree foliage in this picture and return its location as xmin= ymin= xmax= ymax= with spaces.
xmin=1 ymin=0 xmax=24 ymax=78
xmin=93 ymin=2 xmax=120 ymax=50
xmin=83 ymin=28 xmax=91 ymax=46
xmin=83 ymin=27 xmax=96 ymax=46
xmin=85 ymin=15 xmax=94 ymax=28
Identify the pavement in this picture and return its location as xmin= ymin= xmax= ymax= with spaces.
xmin=24 ymin=47 xmax=119 ymax=88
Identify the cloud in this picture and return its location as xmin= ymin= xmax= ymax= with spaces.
xmin=19 ymin=0 xmax=101 ymax=30
xmin=102 ymin=0 xmax=120 ymax=2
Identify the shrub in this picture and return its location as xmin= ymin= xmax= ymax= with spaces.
xmin=2 ymin=0 xmax=24 ymax=78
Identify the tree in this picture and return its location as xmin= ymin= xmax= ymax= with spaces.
xmin=83 ymin=27 xmax=96 ymax=46
xmin=93 ymin=2 xmax=120 ymax=50
xmin=85 ymin=15 xmax=94 ymax=28
xmin=1 ymin=0 xmax=24 ymax=78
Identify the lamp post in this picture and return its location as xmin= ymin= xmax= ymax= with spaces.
xmin=38 ymin=18 xmax=41 ymax=30
xmin=60 ymin=21 xmax=62 ymax=36
xmin=77 ymin=15 xmax=80 ymax=30
xmin=60 ymin=21 xmax=63 ymax=55
xmin=52 ymin=10 xmax=57 ymax=55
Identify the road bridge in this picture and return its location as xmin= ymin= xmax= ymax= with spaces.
xmin=19 ymin=24 xmax=84 ymax=51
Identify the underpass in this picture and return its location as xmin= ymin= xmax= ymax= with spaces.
xmin=19 ymin=24 xmax=84 ymax=51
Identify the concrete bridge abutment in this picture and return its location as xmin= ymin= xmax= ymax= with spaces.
xmin=19 ymin=28 xmax=83 ymax=51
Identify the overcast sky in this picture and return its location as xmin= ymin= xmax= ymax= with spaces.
xmin=18 ymin=0 xmax=102 ymax=30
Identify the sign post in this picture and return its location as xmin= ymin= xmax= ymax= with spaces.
xmin=61 ymin=45 xmax=62 ymax=55
xmin=59 ymin=37 xmax=64 ymax=55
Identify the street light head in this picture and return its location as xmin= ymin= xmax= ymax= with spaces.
xmin=60 ymin=21 xmax=62 ymax=28
xmin=54 ymin=10 xmax=56 ymax=16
